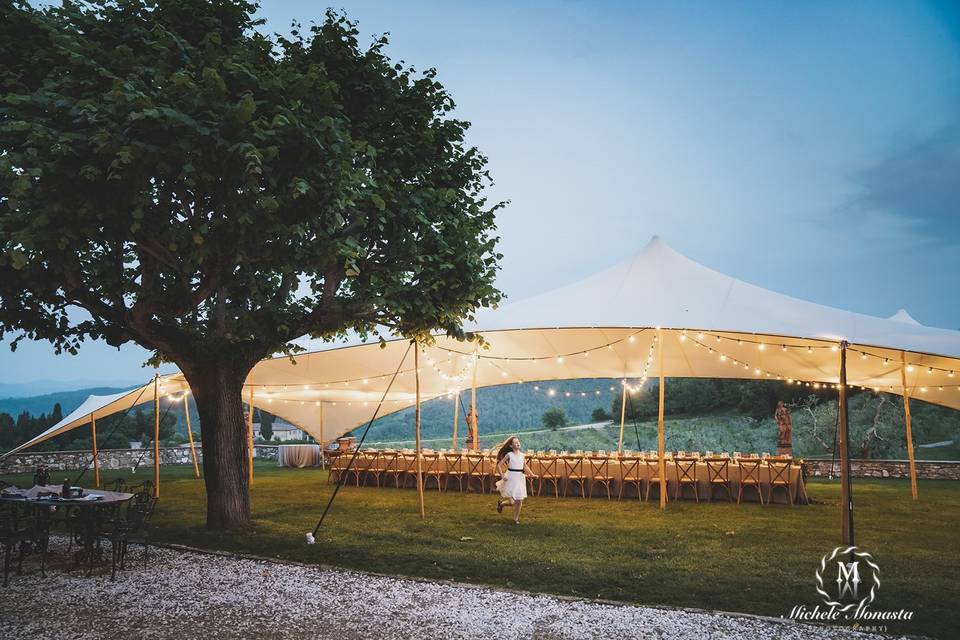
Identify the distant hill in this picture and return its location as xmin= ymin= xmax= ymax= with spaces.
xmin=0 ymin=386 xmax=135 ymax=419
xmin=0 ymin=379 xmax=137 ymax=399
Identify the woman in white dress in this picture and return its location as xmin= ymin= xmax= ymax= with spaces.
xmin=495 ymin=436 xmax=528 ymax=525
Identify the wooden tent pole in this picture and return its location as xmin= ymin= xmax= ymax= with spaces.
xmin=247 ymin=387 xmax=255 ymax=486
xmin=90 ymin=413 xmax=100 ymax=489
xmin=657 ymin=329 xmax=666 ymax=510
xmin=319 ymin=401 xmax=325 ymax=470
xmin=900 ymin=352 xmax=919 ymax=500
xmin=617 ymin=383 xmax=627 ymax=454
xmin=153 ymin=375 xmax=160 ymax=498
xmin=414 ymin=341 xmax=426 ymax=519
xmin=452 ymin=392 xmax=459 ymax=451
xmin=183 ymin=393 xmax=200 ymax=479
xmin=470 ymin=351 xmax=478 ymax=451
xmin=838 ymin=341 xmax=854 ymax=546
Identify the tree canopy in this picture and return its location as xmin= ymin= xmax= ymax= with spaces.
xmin=0 ymin=0 xmax=503 ymax=374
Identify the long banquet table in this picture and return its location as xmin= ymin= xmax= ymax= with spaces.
xmin=330 ymin=450 xmax=807 ymax=504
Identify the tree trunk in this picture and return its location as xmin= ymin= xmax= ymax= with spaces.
xmin=182 ymin=360 xmax=252 ymax=530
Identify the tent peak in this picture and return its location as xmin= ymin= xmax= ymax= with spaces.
xmin=888 ymin=308 xmax=923 ymax=326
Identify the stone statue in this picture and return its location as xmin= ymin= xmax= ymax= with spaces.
xmin=465 ymin=407 xmax=479 ymax=451
xmin=775 ymin=401 xmax=793 ymax=456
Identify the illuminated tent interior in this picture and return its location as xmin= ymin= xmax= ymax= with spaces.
xmin=7 ymin=236 xmax=960 ymax=459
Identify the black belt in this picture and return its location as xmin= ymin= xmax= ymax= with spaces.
xmin=508 ymin=468 xmax=524 ymax=472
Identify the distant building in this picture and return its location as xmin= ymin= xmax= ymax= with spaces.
xmin=252 ymin=421 xmax=309 ymax=442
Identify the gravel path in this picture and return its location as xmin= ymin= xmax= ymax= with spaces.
xmin=0 ymin=538 xmax=900 ymax=640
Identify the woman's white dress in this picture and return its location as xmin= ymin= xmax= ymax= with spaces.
xmin=499 ymin=451 xmax=528 ymax=501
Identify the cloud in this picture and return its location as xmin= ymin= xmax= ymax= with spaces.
xmin=851 ymin=122 xmax=960 ymax=242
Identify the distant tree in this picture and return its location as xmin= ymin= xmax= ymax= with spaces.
xmin=542 ymin=407 xmax=567 ymax=431
xmin=259 ymin=409 xmax=274 ymax=441
xmin=591 ymin=407 xmax=610 ymax=422
xmin=0 ymin=1 xmax=502 ymax=529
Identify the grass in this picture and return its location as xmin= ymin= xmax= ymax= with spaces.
xmin=3 ymin=464 xmax=958 ymax=638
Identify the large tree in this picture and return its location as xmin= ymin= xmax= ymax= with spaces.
xmin=0 ymin=1 xmax=503 ymax=528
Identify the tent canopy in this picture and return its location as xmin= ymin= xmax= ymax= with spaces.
xmin=7 ymin=236 xmax=959 ymax=456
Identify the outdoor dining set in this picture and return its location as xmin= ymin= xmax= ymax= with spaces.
xmin=330 ymin=449 xmax=809 ymax=505
xmin=0 ymin=468 xmax=158 ymax=587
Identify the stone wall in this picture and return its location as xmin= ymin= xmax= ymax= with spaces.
xmin=804 ymin=458 xmax=960 ymax=480
xmin=0 ymin=445 xmax=279 ymax=475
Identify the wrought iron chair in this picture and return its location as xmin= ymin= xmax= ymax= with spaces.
xmin=588 ymin=457 xmax=613 ymax=499
xmin=562 ymin=457 xmax=587 ymax=498
xmin=704 ymin=458 xmax=733 ymax=502
xmin=767 ymin=461 xmax=794 ymax=505
xmin=100 ymin=490 xmax=159 ymax=580
xmin=0 ymin=502 xmax=48 ymax=587
xmin=737 ymin=459 xmax=765 ymax=504
xmin=618 ymin=457 xmax=643 ymax=500
xmin=104 ymin=478 xmax=127 ymax=493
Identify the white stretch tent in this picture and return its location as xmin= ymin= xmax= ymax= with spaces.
xmin=6 ymin=236 xmax=960 ymax=457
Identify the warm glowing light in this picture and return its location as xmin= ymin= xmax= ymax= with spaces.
xmin=758 ymin=343 xmax=765 ymax=351
xmin=831 ymin=345 xmax=838 ymax=352
xmin=720 ymin=354 xmax=727 ymax=361
xmin=679 ymin=334 xmax=687 ymax=342
xmin=549 ymin=389 xmax=557 ymax=397
xmin=807 ymin=347 xmax=813 ymax=354
xmin=628 ymin=336 xmax=636 ymax=343
xmin=907 ymin=365 xmax=915 ymax=373
xmin=556 ymin=357 xmax=564 ymax=364
xmin=697 ymin=333 xmax=705 ymax=340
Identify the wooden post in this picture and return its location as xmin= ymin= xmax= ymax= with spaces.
xmin=838 ymin=341 xmax=854 ymax=546
xmin=451 ymin=392 xmax=459 ymax=451
xmin=90 ymin=414 xmax=100 ymax=489
xmin=183 ymin=394 xmax=200 ymax=479
xmin=617 ymin=383 xmax=627 ymax=454
xmin=414 ymin=342 xmax=426 ymax=519
xmin=153 ymin=375 xmax=160 ymax=498
xmin=247 ymin=387 xmax=255 ymax=486
xmin=468 ymin=352 xmax=479 ymax=451
xmin=657 ymin=329 xmax=666 ymax=510
xmin=900 ymin=352 xmax=919 ymax=500
xmin=319 ymin=400 xmax=325 ymax=470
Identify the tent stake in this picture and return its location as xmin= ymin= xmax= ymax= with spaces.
xmin=900 ymin=352 xmax=919 ymax=500
xmin=657 ymin=329 xmax=666 ymax=510
xmin=153 ymin=374 xmax=160 ymax=498
xmin=90 ymin=414 xmax=100 ymax=489
xmin=183 ymin=394 xmax=200 ymax=479
xmin=838 ymin=341 xmax=854 ymax=546
xmin=247 ymin=387 xmax=255 ymax=486
xmin=415 ymin=341 xmax=426 ymax=519
xmin=617 ymin=384 xmax=627 ymax=454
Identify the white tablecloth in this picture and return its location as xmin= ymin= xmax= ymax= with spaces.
xmin=277 ymin=444 xmax=322 ymax=468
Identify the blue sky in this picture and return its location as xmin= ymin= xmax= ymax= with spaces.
xmin=2 ymin=0 xmax=959 ymax=385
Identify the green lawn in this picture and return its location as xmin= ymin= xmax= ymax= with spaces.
xmin=3 ymin=464 xmax=957 ymax=638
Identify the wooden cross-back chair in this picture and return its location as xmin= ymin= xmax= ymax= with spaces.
xmin=328 ymin=453 xmax=348 ymax=484
xmin=737 ymin=459 xmax=765 ymax=504
xmin=642 ymin=458 xmax=666 ymax=503
xmin=347 ymin=451 xmax=373 ymax=486
xmin=537 ymin=456 xmax=561 ymax=497
xmin=587 ymin=457 xmax=613 ymax=499
xmin=421 ymin=453 xmax=445 ymax=492
xmin=443 ymin=453 xmax=466 ymax=492
xmin=618 ymin=457 xmax=643 ymax=501
xmin=767 ymin=461 xmax=794 ymax=505
xmin=562 ymin=457 xmax=587 ymax=498
xmin=374 ymin=451 xmax=397 ymax=488
xmin=704 ymin=458 xmax=733 ymax=502
xmin=465 ymin=454 xmax=487 ymax=493
xmin=674 ymin=457 xmax=699 ymax=502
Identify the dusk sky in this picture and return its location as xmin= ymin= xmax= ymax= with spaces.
xmin=2 ymin=1 xmax=959 ymax=387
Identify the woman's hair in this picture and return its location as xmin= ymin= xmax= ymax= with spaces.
xmin=497 ymin=436 xmax=519 ymax=463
